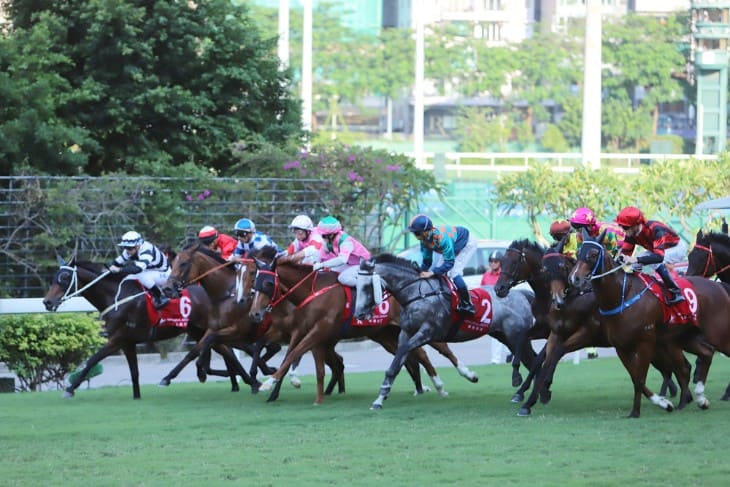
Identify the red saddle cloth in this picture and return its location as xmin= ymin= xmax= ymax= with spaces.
xmin=144 ymin=289 xmax=192 ymax=328
xmin=638 ymin=273 xmax=697 ymax=326
xmin=448 ymin=286 xmax=494 ymax=336
xmin=343 ymin=286 xmax=392 ymax=327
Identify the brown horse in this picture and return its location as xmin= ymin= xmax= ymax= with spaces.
xmin=42 ymin=256 xmax=251 ymax=399
xmin=569 ymin=232 xmax=727 ymax=417
xmin=246 ymin=246 xmax=475 ymax=404
xmin=160 ymin=243 xmax=285 ymax=390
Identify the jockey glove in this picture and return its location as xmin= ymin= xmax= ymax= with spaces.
xmin=118 ymin=264 xmax=143 ymax=276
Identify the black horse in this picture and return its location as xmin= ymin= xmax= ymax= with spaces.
xmin=43 ymin=257 xmax=254 ymax=399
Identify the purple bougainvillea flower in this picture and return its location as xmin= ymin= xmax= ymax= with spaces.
xmin=386 ymin=165 xmax=401 ymax=172
xmin=348 ymin=171 xmax=359 ymax=181
xmin=185 ymin=195 xmax=193 ymax=201
xmin=283 ymin=160 xmax=301 ymax=170
xmin=203 ymin=189 xmax=211 ymax=197
xmin=348 ymin=155 xmax=355 ymax=162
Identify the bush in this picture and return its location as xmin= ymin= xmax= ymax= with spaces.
xmin=0 ymin=313 xmax=105 ymax=391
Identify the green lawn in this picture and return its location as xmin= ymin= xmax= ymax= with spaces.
xmin=2 ymin=357 xmax=730 ymax=486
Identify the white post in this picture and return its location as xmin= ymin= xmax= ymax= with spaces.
xmin=413 ymin=1 xmax=425 ymax=165
xmin=277 ymin=0 xmax=290 ymax=68
xmin=581 ymin=0 xmax=602 ymax=169
xmin=301 ymin=0 xmax=313 ymax=134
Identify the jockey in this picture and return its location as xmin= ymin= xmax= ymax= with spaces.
xmin=109 ymin=230 xmax=171 ymax=309
xmin=230 ymin=218 xmax=282 ymax=260
xmin=198 ymin=225 xmax=237 ymax=260
xmin=568 ymin=207 xmax=625 ymax=258
xmin=286 ymin=215 xmax=323 ymax=264
xmin=615 ymin=206 xmax=688 ymax=304
xmin=549 ymin=219 xmax=576 ymax=257
xmin=308 ymin=216 xmax=371 ymax=287
xmin=408 ymin=213 xmax=477 ymax=315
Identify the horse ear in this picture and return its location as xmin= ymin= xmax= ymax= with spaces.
xmin=556 ymin=235 xmax=566 ymax=254
xmin=56 ymin=254 xmax=65 ymax=266
xmin=722 ymin=217 xmax=728 ymax=234
xmin=597 ymin=229 xmax=607 ymax=244
xmin=696 ymin=228 xmax=704 ymax=240
xmin=581 ymin=227 xmax=590 ymax=241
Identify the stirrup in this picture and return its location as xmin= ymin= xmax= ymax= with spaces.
xmin=154 ymin=297 xmax=170 ymax=310
xmin=457 ymin=302 xmax=475 ymax=315
xmin=666 ymin=291 xmax=684 ymax=305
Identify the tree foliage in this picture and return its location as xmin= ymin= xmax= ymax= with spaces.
xmin=0 ymin=0 xmax=301 ymax=176
xmin=493 ymin=159 xmax=730 ymax=244
xmin=0 ymin=312 xmax=105 ymax=391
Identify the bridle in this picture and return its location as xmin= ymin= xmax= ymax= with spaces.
xmin=693 ymin=242 xmax=730 ymax=278
xmin=56 ymin=265 xmax=110 ymax=303
xmin=500 ymin=246 xmax=531 ymax=288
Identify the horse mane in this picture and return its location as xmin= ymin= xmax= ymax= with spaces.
xmin=510 ymin=238 xmax=545 ymax=255
xmin=703 ymin=231 xmax=730 ymax=248
xmin=372 ymin=253 xmax=421 ymax=273
xmin=181 ymin=241 xmax=227 ymax=264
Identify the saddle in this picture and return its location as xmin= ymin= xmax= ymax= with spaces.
xmin=443 ymin=278 xmax=493 ymax=336
xmin=637 ymin=273 xmax=697 ymax=326
xmin=144 ymin=289 xmax=192 ymax=328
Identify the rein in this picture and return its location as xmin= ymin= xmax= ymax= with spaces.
xmin=183 ymin=259 xmax=235 ymax=286
xmin=59 ymin=265 xmax=111 ymax=302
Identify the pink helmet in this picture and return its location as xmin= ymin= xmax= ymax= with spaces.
xmin=569 ymin=207 xmax=598 ymax=232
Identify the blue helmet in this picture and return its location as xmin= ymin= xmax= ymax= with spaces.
xmin=233 ymin=218 xmax=256 ymax=232
xmin=407 ymin=214 xmax=432 ymax=233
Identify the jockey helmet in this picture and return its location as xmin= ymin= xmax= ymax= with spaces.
xmin=233 ymin=218 xmax=256 ymax=233
xmin=615 ymin=206 xmax=645 ymax=228
xmin=569 ymin=207 xmax=597 ymax=229
xmin=317 ymin=216 xmax=342 ymax=236
xmin=118 ymin=230 xmax=143 ymax=248
xmin=289 ymin=215 xmax=314 ymax=231
xmin=549 ymin=220 xmax=571 ymax=238
xmin=198 ymin=225 xmax=218 ymax=244
xmin=489 ymin=250 xmax=503 ymax=262
xmin=407 ymin=214 xmax=433 ymax=234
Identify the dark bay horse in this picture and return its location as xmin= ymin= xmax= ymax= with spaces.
xmin=354 ymin=253 xmax=537 ymax=410
xmin=42 ymin=257 xmax=251 ymax=399
xmin=687 ymin=230 xmax=730 ymax=284
xmin=569 ymin=232 xmax=729 ymax=417
xmin=160 ymin=243 xmax=283 ymax=389
xmin=246 ymin=247 xmax=473 ymax=404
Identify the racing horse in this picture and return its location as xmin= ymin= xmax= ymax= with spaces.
xmin=495 ymin=238 xmax=678 ymax=415
xmin=246 ymin=246 xmax=476 ymax=405
xmin=42 ymin=256 xmax=253 ymax=399
xmin=569 ymin=231 xmax=730 ymax=417
xmin=161 ymin=243 xmax=345 ymax=394
xmin=517 ymin=239 xmax=683 ymax=416
xmin=354 ymin=253 xmax=537 ymax=410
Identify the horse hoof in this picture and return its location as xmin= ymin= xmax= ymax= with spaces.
xmin=63 ymin=390 xmax=74 ymax=399
xmin=260 ymin=378 xmax=276 ymax=392
xmin=469 ymin=376 xmax=479 ymax=384
xmin=370 ymin=403 xmax=383 ymax=410
xmin=665 ymin=405 xmax=674 ymax=413
xmin=511 ymin=393 xmax=523 ymax=403
xmin=539 ymin=391 xmax=552 ymax=405
xmin=516 ymin=407 xmax=531 ymax=417
xmin=290 ymin=377 xmax=302 ymax=389
xmin=512 ymin=374 xmax=523 ymax=387
xmin=158 ymin=379 xmax=170 ymax=387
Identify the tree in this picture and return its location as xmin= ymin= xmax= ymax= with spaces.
xmin=1 ymin=0 xmax=301 ymax=176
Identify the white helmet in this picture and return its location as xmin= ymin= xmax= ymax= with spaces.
xmin=118 ymin=230 xmax=143 ymax=248
xmin=289 ymin=215 xmax=314 ymax=231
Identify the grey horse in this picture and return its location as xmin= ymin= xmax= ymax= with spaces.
xmin=354 ymin=254 xmax=537 ymax=410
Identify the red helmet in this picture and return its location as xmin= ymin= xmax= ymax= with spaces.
xmin=549 ymin=220 xmax=570 ymax=238
xmin=615 ymin=206 xmax=645 ymax=227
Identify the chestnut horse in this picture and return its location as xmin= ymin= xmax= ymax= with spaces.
xmin=569 ymin=232 xmax=727 ymax=417
xmin=42 ymin=257 xmax=251 ymax=399
xmin=161 ymin=243 xmax=346 ymax=396
xmin=247 ymin=247 xmax=476 ymax=404
xmin=354 ymin=254 xmax=537 ymax=410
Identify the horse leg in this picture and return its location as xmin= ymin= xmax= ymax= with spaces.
xmin=429 ymin=341 xmax=478 ymax=383
xmin=517 ymin=334 xmax=564 ymax=416
xmin=120 ymin=342 xmax=141 ymax=400
xmin=258 ymin=341 xmax=282 ymax=376
xmin=159 ymin=330 xmax=213 ymax=387
xmin=506 ymin=327 xmax=532 ymax=387
xmin=324 ymin=347 xmax=346 ymax=395
xmin=369 ymin=331 xmax=430 ymax=395
xmin=311 ymin=345 xmax=327 ymax=404
xmin=616 ymin=341 xmax=669 ymax=418
xmin=211 ymin=343 xmax=257 ymax=393
xmin=679 ymin=333 xmax=715 ymax=410
xmin=371 ymin=328 xmax=432 ymax=410
xmin=288 ymin=355 xmax=303 ymax=389
xmin=511 ymin=345 xmax=545 ymax=403
xmin=65 ymin=341 xmax=121 ymax=398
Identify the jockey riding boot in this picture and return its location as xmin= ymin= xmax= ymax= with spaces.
xmin=149 ymin=285 xmax=170 ymax=310
xmin=456 ymin=286 xmax=476 ymax=316
xmin=656 ymin=264 xmax=684 ymax=305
